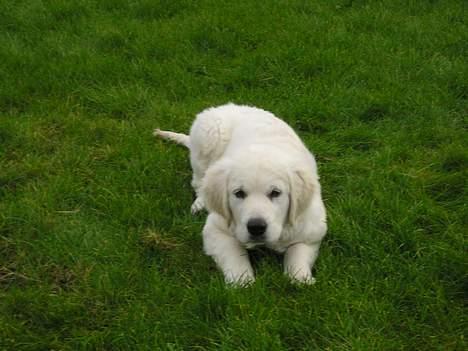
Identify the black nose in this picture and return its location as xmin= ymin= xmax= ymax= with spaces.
xmin=247 ymin=218 xmax=267 ymax=237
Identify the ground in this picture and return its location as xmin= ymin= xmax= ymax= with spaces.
xmin=0 ymin=0 xmax=466 ymax=350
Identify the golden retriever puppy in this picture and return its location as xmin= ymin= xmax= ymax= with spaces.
xmin=155 ymin=103 xmax=327 ymax=286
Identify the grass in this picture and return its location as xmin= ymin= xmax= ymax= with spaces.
xmin=0 ymin=0 xmax=466 ymax=349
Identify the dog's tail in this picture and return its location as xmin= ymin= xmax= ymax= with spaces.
xmin=153 ymin=129 xmax=190 ymax=148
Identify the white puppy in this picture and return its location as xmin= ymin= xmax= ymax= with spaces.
xmin=155 ymin=103 xmax=327 ymax=286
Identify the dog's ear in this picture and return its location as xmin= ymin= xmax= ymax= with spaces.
xmin=288 ymin=166 xmax=317 ymax=226
xmin=201 ymin=161 xmax=231 ymax=222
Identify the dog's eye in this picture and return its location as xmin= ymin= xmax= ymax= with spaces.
xmin=234 ymin=189 xmax=247 ymax=199
xmin=269 ymin=189 xmax=281 ymax=199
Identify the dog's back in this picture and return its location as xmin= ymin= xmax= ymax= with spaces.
xmin=190 ymin=103 xmax=306 ymax=164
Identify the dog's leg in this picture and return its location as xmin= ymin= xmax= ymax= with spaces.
xmin=191 ymin=197 xmax=205 ymax=214
xmin=189 ymin=152 xmax=208 ymax=214
xmin=203 ymin=214 xmax=254 ymax=286
xmin=284 ymin=242 xmax=321 ymax=285
xmin=190 ymin=175 xmax=205 ymax=214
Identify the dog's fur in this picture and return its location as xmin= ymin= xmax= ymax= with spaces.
xmin=155 ymin=103 xmax=327 ymax=285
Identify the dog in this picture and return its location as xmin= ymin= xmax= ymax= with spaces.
xmin=154 ymin=103 xmax=327 ymax=286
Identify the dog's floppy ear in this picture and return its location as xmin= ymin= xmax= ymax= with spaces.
xmin=201 ymin=161 xmax=231 ymax=222
xmin=288 ymin=166 xmax=317 ymax=225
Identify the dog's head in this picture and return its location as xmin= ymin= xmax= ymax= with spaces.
xmin=201 ymin=151 xmax=317 ymax=246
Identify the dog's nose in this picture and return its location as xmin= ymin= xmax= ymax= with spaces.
xmin=247 ymin=218 xmax=267 ymax=238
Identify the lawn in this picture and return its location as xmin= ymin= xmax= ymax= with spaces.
xmin=0 ymin=0 xmax=466 ymax=349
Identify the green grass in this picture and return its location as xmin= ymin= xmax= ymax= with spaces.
xmin=0 ymin=0 xmax=466 ymax=349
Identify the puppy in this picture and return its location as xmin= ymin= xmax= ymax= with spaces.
xmin=155 ymin=103 xmax=327 ymax=286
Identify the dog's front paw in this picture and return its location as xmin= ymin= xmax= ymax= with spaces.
xmin=191 ymin=197 xmax=205 ymax=214
xmin=291 ymin=274 xmax=316 ymax=285
xmin=286 ymin=268 xmax=316 ymax=285
xmin=224 ymin=270 xmax=255 ymax=287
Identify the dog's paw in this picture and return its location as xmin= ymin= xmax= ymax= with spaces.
xmin=291 ymin=275 xmax=316 ymax=285
xmin=191 ymin=197 xmax=205 ymax=214
xmin=224 ymin=270 xmax=255 ymax=287
xmin=286 ymin=268 xmax=316 ymax=285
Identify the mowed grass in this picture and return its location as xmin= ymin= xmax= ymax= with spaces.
xmin=0 ymin=0 xmax=466 ymax=349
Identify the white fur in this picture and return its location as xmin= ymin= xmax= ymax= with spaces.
xmin=155 ymin=103 xmax=327 ymax=286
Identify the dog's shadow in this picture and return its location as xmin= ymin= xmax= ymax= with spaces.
xmin=248 ymin=246 xmax=318 ymax=289
xmin=248 ymin=246 xmax=283 ymax=269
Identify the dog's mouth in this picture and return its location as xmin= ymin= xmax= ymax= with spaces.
xmin=244 ymin=241 xmax=265 ymax=249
